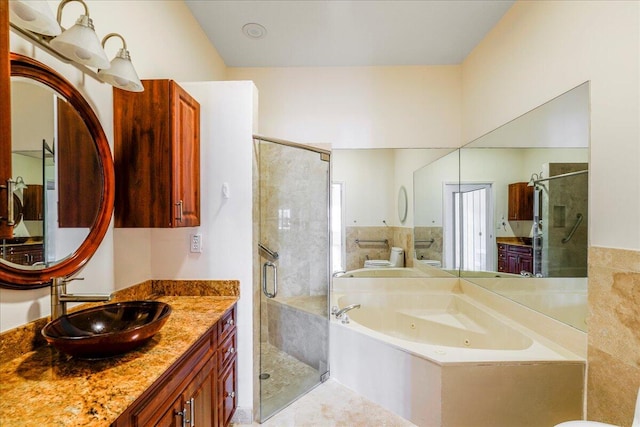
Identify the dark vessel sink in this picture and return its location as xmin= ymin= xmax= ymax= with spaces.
xmin=42 ymin=301 xmax=172 ymax=358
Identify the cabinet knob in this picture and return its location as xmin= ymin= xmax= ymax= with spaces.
xmin=227 ymin=347 xmax=235 ymax=355
xmin=226 ymin=318 xmax=234 ymax=326
xmin=226 ymin=391 xmax=235 ymax=398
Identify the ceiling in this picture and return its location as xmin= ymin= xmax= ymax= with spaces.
xmin=185 ymin=0 xmax=515 ymax=68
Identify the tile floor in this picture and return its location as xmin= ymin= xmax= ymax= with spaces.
xmin=232 ymin=379 xmax=416 ymax=427
xmin=259 ymin=342 xmax=319 ymax=419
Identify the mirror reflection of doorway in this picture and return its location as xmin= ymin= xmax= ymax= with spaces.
xmin=445 ymin=183 xmax=494 ymax=272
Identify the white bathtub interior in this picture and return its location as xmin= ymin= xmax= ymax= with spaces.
xmin=330 ymin=276 xmax=586 ymax=426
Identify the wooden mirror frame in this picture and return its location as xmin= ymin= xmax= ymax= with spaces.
xmin=0 ymin=53 xmax=115 ymax=289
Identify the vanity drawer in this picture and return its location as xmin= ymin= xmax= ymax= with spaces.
xmin=218 ymin=328 xmax=237 ymax=370
xmin=509 ymin=244 xmax=533 ymax=256
xmin=218 ymin=305 xmax=236 ymax=341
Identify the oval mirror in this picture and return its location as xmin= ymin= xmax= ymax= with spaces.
xmin=397 ymin=186 xmax=408 ymax=223
xmin=0 ymin=53 xmax=114 ymax=289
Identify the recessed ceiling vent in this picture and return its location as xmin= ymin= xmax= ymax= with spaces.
xmin=242 ymin=23 xmax=267 ymax=39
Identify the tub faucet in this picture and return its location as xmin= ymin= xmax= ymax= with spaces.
xmin=332 ymin=303 xmax=361 ymax=319
xmin=50 ymin=277 xmax=112 ymax=320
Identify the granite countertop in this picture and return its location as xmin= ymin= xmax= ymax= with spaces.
xmin=496 ymin=237 xmax=533 ymax=247
xmin=0 ymin=288 xmax=238 ymax=426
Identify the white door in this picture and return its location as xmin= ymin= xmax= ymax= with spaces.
xmin=445 ymin=183 xmax=494 ymax=272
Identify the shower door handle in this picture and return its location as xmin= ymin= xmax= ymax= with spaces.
xmin=262 ymin=261 xmax=277 ymax=298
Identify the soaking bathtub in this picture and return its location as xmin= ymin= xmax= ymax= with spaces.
xmin=340 ymin=267 xmax=454 ymax=278
xmin=330 ymin=277 xmax=586 ymax=426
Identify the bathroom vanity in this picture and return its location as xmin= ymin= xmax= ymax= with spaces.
xmin=0 ymin=293 xmax=238 ymax=427
xmin=114 ymin=302 xmax=237 ymax=427
xmin=497 ymin=239 xmax=533 ymax=275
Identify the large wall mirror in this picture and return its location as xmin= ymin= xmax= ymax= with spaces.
xmin=331 ymin=82 xmax=589 ymax=332
xmin=331 ymin=148 xmax=455 ymax=275
xmin=457 ymin=82 xmax=589 ymax=331
xmin=0 ymin=53 xmax=115 ymax=289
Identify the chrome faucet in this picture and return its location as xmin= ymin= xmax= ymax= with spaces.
xmin=50 ymin=277 xmax=112 ymax=320
xmin=332 ymin=303 xmax=361 ymax=320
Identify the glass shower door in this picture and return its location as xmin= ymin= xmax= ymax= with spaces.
xmin=254 ymin=137 xmax=330 ymax=422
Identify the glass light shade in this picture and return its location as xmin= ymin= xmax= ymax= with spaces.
xmin=98 ymin=49 xmax=144 ymax=92
xmin=9 ymin=0 xmax=61 ymax=36
xmin=13 ymin=177 xmax=28 ymax=192
xmin=50 ymin=15 xmax=110 ymax=69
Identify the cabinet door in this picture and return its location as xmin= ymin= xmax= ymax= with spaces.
xmin=183 ymin=358 xmax=215 ymax=427
xmin=190 ymin=371 xmax=214 ymax=426
xmin=58 ymin=98 xmax=101 ymax=227
xmin=508 ymin=183 xmax=534 ymax=221
xmin=114 ymin=80 xmax=200 ymax=228
xmin=154 ymin=396 xmax=183 ymax=427
xmin=170 ymin=82 xmax=200 ymax=227
xmin=519 ymin=255 xmax=533 ymax=275
xmin=22 ymin=185 xmax=43 ymax=221
xmin=507 ymin=252 xmax=519 ymax=274
xmin=217 ymin=357 xmax=237 ymax=427
xmin=114 ymin=80 xmax=172 ymax=228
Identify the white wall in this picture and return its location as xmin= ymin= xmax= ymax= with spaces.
xmin=332 ymin=149 xmax=395 ymax=227
xmin=461 ymin=1 xmax=640 ymax=250
xmin=332 ymin=149 xmax=453 ymax=228
xmin=229 ymin=66 xmax=462 ymax=149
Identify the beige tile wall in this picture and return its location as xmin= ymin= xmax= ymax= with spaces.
xmin=345 ymin=226 xmax=414 ymax=271
xmin=588 ymin=246 xmax=640 ymax=426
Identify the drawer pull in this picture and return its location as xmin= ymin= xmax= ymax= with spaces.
xmin=227 ymin=347 xmax=235 ymax=355
xmin=226 ymin=318 xmax=234 ymax=326
xmin=226 ymin=391 xmax=235 ymax=398
xmin=176 ymin=409 xmax=187 ymax=427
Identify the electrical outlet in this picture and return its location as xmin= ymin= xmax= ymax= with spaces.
xmin=190 ymin=233 xmax=203 ymax=253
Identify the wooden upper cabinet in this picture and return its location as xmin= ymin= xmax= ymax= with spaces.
xmin=22 ymin=185 xmax=44 ymax=221
xmin=57 ymin=98 xmax=101 ymax=228
xmin=508 ymin=182 xmax=534 ymax=221
xmin=1 ymin=1 xmax=12 ymax=239
xmin=113 ymin=79 xmax=200 ymax=228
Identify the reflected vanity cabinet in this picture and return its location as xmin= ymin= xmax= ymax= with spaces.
xmin=508 ymin=182 xmax=534 ymax=221
xmin=113 ymin=79 xmax=200 ymax=228
xmin=498 ymin=243 xmax=533 ymax=275
xmin=113 ymin=305 xmax=237 ymax=427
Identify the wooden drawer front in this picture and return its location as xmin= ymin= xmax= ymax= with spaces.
xmin=509 ymin=244 xmax=533 ymax=256
xmin=218 ymin=329 xmax=237 ymax=371
xmin=217 ymin=358 xmax=237 ymax=427
xmin=218 ymin=306 xmax=236 ymax=341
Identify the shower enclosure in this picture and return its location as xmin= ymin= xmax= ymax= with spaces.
xmin=252 ymin=136 xmax=330 ymax=422
xmin=532 ymin=163 xmax=588 ymax=277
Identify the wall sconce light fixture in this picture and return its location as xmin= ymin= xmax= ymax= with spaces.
xmin=49 ymin=0 xmax=110 ymax=69
xmin=13 ymin=176 xmax=28 ymax=193
xmin=9 ymin=0 xmax=60 ymax=36
xmin=98 ymin=33 xmax=144 ymax=92
xmin=9 ymin=0 xmax=144 ymax=92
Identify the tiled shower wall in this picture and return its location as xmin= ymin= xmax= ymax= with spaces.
xmin=413 ymin=226 xmax=444 ymax=264
xmin=543 ymin=163 xmax=588 ymax=277
xmin=345 ymin=226 xmax=413 ymax=271
xmin=588 ymin=247 xmax=640 ymax=426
